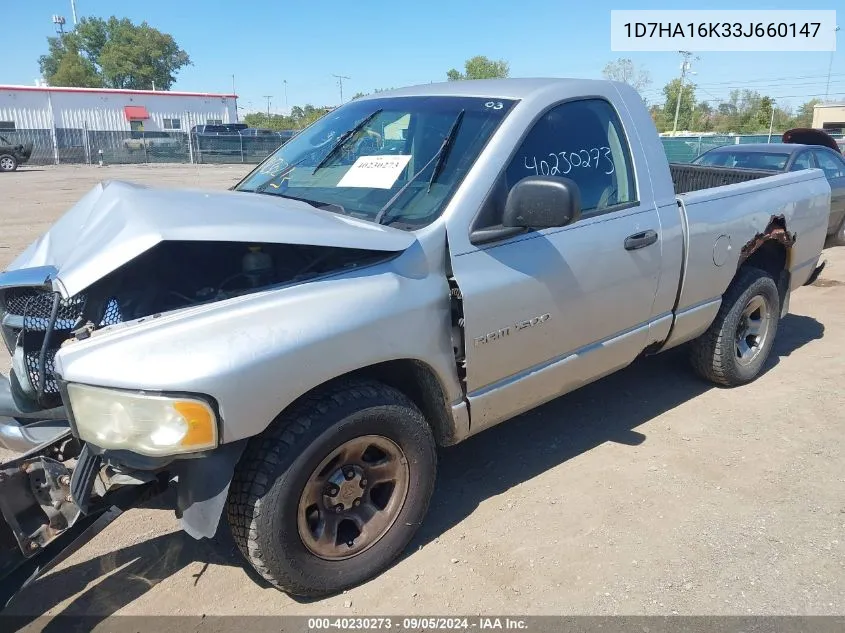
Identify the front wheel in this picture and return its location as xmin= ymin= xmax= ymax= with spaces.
xmin=227 ymin=380 xmax=437 ymax=598
xmin=0 ymin=155 xmax=18 ymax=172
xmin=689 ymin=267 xmax=780 ymax=387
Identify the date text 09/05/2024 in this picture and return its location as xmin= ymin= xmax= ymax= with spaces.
xmin=307 ymin=617 xmax=529 ymax=630
xmin=623 ymin=22 xmax=822 ymax=39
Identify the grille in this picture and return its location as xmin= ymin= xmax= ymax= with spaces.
xmin=100 ymin=298 xmax=124 ymax=326
xmin=2 ymin=288 xmax=125 ymax=399
xmin=2 ymin=288 xmax=87 ymax=399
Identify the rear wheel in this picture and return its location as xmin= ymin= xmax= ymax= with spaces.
xmin=689 ymin=266 xmax=780 ymax=387
xmin=227 ymin=380 xmax=437 ymax=598
xmin=828 ymin=214 xmax=845 ymax=247
xmin=0 ymin=155 xmax=17 ymax=172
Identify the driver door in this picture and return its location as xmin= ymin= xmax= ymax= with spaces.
xmin=450 ymin=98 xmax=664 ymax=432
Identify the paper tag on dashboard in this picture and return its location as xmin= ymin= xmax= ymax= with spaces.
xmin=336 ymin=155 xmax=412 ymax=189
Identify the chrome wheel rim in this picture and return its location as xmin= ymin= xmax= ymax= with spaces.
xmin=297 ymin=435 xmax=410 ymax=561
xmin=735 ymin=294 xmax=771 ymax=366
xmin=0 ymin=157 xmax=13 ymax=170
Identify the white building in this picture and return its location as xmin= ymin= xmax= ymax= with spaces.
xmin=0 ymin=85 xmax=239 ymax=164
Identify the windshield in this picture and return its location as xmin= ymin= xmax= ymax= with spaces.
xmin=235 ymin=96 xmax=516 ymax=228
xmin=693 ymin=150 xmax=790 ymax=171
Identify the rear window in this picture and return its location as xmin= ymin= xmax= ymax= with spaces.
xmin=693 ymin=151 xmax=790 ymax=171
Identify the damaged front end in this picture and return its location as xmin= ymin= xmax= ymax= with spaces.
xmin=0 ymin=179 xmax=415 ymax=607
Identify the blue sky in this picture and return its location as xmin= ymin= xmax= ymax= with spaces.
xmin=4 ymin=1 xmax=843 ymax=116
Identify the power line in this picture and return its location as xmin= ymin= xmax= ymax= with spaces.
xmin=692 ymin=72 xmax=845 ymax=88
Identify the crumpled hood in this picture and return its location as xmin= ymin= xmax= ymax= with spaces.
xmin=4 ymin=180 xmax=416 ymax=297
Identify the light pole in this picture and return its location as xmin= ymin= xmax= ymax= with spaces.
xmin=332 ymin=74 xmax=350 ymax=104
xmin=70 ymin=0 xmax=78 ymax=25
xmin=826 ymin=26 xmax=841 ymax=101
xmin=283 ymin=80 xmax=288 ymax=111
xmin=52 ymin=15 xmax=66 ymax=35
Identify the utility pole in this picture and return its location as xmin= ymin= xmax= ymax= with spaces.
xmin=232 ymin=74 xmax=236 ymax=95
xmin=263 ymin=95 xmax=273 ymax=126
xmin=283 ymin=80 xmax=288 ymax=110
xmin=70 ymin=0 xmax=78 ymax=25
xmin=826 ymin=26 xmax=841 ymax=101
xmin=767 ymin=100 xmax=776 ymax=143
xmin=671 ymin=51 xmax=695 ymax=137
xmin=332 ymin=74 xmax=350 ymax=104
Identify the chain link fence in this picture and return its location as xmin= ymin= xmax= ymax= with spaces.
xmin=3 ymin=128 xmax=833 ymax=167
xmin=3 ymin=128 xmax=293 ymax=166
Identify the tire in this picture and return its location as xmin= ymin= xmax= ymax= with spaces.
xmin=227 ymin=380 xmax=437 ymax=598
xmin=828 ymin=214 xmax=845 ymax=247
xmin=0 ymin=155 xmax=18 ymax=172
xmin=689 ymin=266 xmax=780 ymax=387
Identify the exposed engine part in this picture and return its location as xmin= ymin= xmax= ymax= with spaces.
xmin=0 ymin=241 xmax=391 ymax=408
xmin=0 ymin=457 xmax=79 ymax=557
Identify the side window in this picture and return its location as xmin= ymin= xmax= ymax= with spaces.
xmin=504 ymin=99 xmax=636 ymax=214
xmin=812 ymin=150 xmax=845 ymax=179
xmin=790 ymin=151 xmax=813 ymax=171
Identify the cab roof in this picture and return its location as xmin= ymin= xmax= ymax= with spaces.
xmin=357 ymin=78 xmax=611 ymax=101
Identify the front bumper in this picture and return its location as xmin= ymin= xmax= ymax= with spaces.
xmin=0 ymin=372 xmax=70 ymax=453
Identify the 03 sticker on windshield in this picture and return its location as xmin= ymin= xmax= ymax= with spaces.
xmin=336 ymin=155 xmax=412 ymax=189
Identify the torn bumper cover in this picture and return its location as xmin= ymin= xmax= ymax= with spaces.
xmin=0 ymin=434 xmax=247 ymax=609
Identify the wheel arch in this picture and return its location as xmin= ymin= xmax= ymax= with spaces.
xmin=280 ymin=358 xmax=461 ymax=447
xmin=737 ymin=216 xmax=794 ymax=315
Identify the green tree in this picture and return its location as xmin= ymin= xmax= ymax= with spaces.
xmin=793 ymin=99 xmax=820 ymax=128
xmin=758 ymin=96 xmax=774 ymax=129
xmin=447 ymin=56 xmax=509 ymax=81
xmin=50 ymin=43 xmax=101 ymax=88
xmin=38 ymin=16 xmax=190 ymax=90
xmin=243 ymin=104 xmax=333 ymax=131
xmin=660 ymin=78 xmax=697 ymax=133
xmin=601 ymin=58 xmax=651 ymax=93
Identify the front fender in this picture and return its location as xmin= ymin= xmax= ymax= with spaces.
xmin=53 ymin=246 xmax=461 ymax=443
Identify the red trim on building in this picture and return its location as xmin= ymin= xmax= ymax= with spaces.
xmin=0 ymin=85 xmax=237 ymax=99
xmin=124 ymin=105 xmax=150 ymax=120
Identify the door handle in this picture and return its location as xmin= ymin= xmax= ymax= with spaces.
xmin=624 ymin=229 xmax=658 ymax=251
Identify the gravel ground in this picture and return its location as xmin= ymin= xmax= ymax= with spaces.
xmin=0 ymin=164 xmax=843 ymax=619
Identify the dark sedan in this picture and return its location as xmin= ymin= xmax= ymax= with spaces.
xmin=692 ymin=143 xmax=845 ymax=243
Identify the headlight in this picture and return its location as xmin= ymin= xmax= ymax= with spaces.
xmin=66 ymin=384 xmax=218 ymax=457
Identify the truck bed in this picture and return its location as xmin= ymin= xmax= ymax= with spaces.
xmin=670 ymin=163 xmax=774 ymax=195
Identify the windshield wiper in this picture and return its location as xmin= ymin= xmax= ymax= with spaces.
xmin=427 ymin=109 xmax=464 ymax=193
xmin=311 ymin=108 xmax=383 ymax=175
xmin=373 ymin=109 xmax=465 ymax=225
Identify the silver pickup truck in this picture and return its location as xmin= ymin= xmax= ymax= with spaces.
xmin=0 ymin=78 xmax=830 ymax=603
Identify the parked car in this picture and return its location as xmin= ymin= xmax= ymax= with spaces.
xmin=0 ymin=135 xmax=33 ymax=172
xmin=691 ymin=143 xmax=845 ymax=243
xmin=0 ymin=78 xmax=830 ymax=605
xmin=189 ymin=123 xmax=248 ymax=136
xmin=123 ymin=131 xmax=185 ymax=153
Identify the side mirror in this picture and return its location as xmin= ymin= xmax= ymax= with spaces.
xmin=502 ymin=176 xmax=582 ymax=229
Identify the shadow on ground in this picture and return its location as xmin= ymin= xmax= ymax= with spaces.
xmin=3 ymin=314 xmax=824 ymax=620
